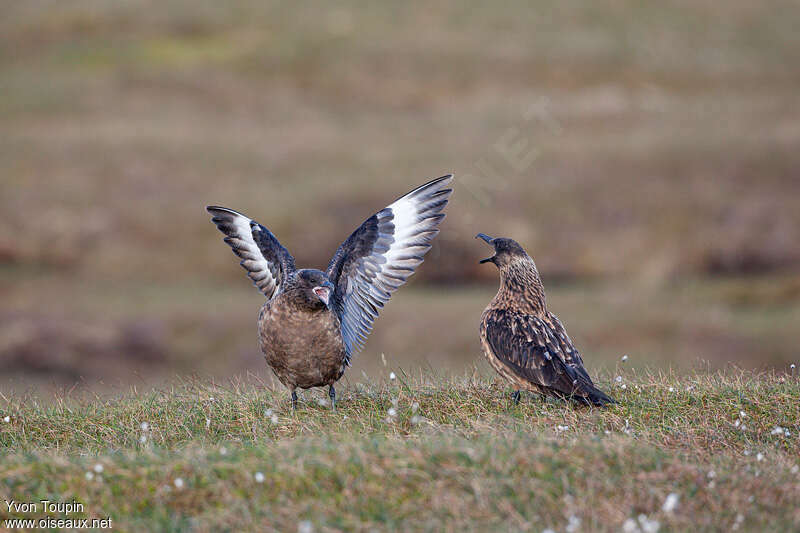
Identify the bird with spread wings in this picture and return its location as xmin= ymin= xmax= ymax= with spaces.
xmin=207 ymin=176 xmax=453 ymax=408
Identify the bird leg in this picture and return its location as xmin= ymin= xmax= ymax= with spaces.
xmin=291 ymin=389 xmax=298 ymax=411
xmin=512 ymin=390 xmax=521 ymax=405
xmin=329 ymin=385 xmax=336 ymax=410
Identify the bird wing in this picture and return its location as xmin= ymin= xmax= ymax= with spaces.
xmin=207 ymin=206 xmax=296 ymax=300
xmin=482 ymin=309 xmax=595 ymax=397
xmin=545 ymin=312 xmax=596 ymax=385
xmin=326 ymin=175 xmax=453 ymax=356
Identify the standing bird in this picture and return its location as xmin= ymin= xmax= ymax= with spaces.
xmin=207 ymin=176 xmax=453 ymax=409
xmin=476 ymin=234 xmax=615 ymax=406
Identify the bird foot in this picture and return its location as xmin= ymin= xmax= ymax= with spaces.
xmin=329 ymin=385 xmax=336 ymax=411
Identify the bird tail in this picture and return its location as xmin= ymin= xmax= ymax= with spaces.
xmin=579 ymin=383 xmax=616 ymax=407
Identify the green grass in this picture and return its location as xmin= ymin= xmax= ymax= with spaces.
xmin=2 ymin=372 xmax=798 ymax=531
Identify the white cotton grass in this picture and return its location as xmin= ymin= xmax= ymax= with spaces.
xmin=615 ymin=375 xmax=623 ymax=383
xmin=254 ymin=472 xmax=265 ymax=483
xmin=771 ymin=426 xmax=790 ymax=437
xmin=271 ymin=414 xmax=279 ymax=425
xmin=140 ymin=421 xmax=150 ymax=432
xmin=623 ymin=515 xmax=660 ymax=533
xmin=2 ymin=416 xmax=9 ymax=423
xmin=174 ymin=478 xmax=185 ymax=489
xmin=298 ymin=520 xmax=314 ymax=533
xmin=565 ymin=515 xmax=581 ymax=533
xmin=93 ymin=463 xmax=104 ymax=474
xmin=389 ymin=372 xmax=397 ymax=381
xmin=387 ymin=408 xmax=398 ymax=418
xmin=662 ymin=493 xmax=679 ymax=513
xmin=621 ymin=354 xmax=629 ymax=362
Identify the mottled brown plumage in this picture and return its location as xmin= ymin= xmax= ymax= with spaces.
xmin=477 ymin=234 xmax=615 ymax=406
xmin=207 ymin=176 xmax=453 ymax=408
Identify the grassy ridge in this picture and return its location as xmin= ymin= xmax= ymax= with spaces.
xmin=1 ymin=373 xmax=798 ymax=531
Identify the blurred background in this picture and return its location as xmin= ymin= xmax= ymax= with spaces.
xmin=2 ymin=0 xmax=799 ymax=396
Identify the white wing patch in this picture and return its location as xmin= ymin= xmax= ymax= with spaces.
xmin=207 ymin=206 xmax=286 ymax=300
xmin=333 ymin=175 xmax=453 ymax=356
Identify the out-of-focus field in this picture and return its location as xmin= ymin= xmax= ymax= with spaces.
xmin=2 ymin=1 xmax=799 ymax=392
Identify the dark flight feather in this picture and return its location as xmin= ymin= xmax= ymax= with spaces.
xmin=327 ymin=175 xmax=453 ymax=357
xmin=206 ymin=206 xmax=296 ymax=300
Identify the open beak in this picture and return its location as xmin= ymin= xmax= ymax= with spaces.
xmin=476 ymin=233 xmax=496 ymax=264
xmin=313 ymin=283 xmax=333 ymax=306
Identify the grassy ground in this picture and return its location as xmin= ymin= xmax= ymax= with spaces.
xmin=1 ymin=372 xmax=798 ymax=531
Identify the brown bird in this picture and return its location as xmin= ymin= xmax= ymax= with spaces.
xmin=476 ymin=234 xmax=615 ymax=406
xmin=207 ymin=176 xmax=453 ymax=409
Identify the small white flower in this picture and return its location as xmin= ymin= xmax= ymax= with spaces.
xmin=622 ymin=518 xmax=638 ymax=533
xmin=298 ymin=520 xmax=313 ymax=533
xmin=271 ymin=414 xmax=279 ymax=425
xmin=411 ymin=402 xmax=420 ymax=413
xmin=743 ymin=449 xmax=751 ymax=456
xmin=739 ymin=411 xmax=747 ymax=419
xmin=791 ymin=363 xmax=796 ymax=370
xmin=391 ymin=398 xmax=399 ymax=408
xmin=85 ymin=471 xmax=94 ymax=481
xmin=389 ymin=372 xmax=397 ymax=380
xmin=140 ymin=422 xmax=149 ymax=431
xmin=139 ymin=434 xmax=148 ymax=444
xmin=265 ymin=409 xmax=273 ymax=417
xmin=621 ymin=384 xmax=627 ymax=390
xmin=668 ymin=387 xmax=674 ymax=392
xmin=707 ymin=470 xmax=716 ymax=479
xmin=411 ymin=415 xmax=422 ymax=425
xmin=220 ymin=447 xmax=228 ymax=456
xmin=771 ymin=426 xmax=785 ymax=435
xmin=756 ymin=453 xmax=764 ymax=462
xmin=555 ymin=425 xmax=569 ymax=432
xmin=686 ymin=385 xmax=694 ymax=392
xmin=205 ymin=418 xmax=211 ymax=429
xmin=565 ymin=515 xmax=581 ymax=533
xmin=174 ymin=478 xmax=184 ymax=489
xmin=2 ymin=416 xmax=9 ymax=423
xmin=209 ymin=397 xmax=215 ymax=402
xmin=93 ymin=463 xmax=104 ymax=474
xmin=621 ymin=355 xmax=629 ymax=362
xmin=662 ymin=493 xmax=679 ymax=513
xmin=790 ymin=465 xmax=798 ymax=474
xmin=638 ymin=514 xmax=660 ymax=533
xmin=615 ymin=375 xmax=623 ymax=383
xmin=387 ymin=408 xmax=397 ymax=417
xmin=254 ymin=472 xmax=265 ymax=483
xmin=734 ymin=419 xmax=741 ymax=427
